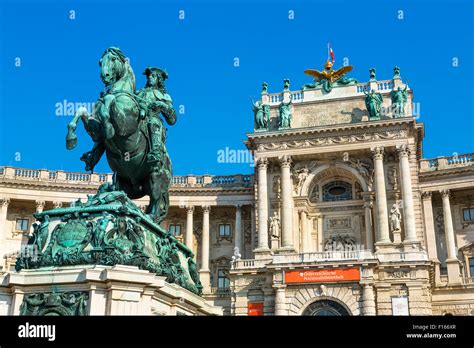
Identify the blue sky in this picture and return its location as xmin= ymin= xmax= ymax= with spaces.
xmin=0 ymin=0 xmax=473 ymax=175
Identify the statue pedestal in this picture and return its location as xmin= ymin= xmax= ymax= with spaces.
xmin=270 ymin=237 xmax=280 ymax=251
xmin=392 ymin=230 xmax=402 ymax=244
xmin=0 ymin=265 xmax=222 ymax=316
xmin=16 ymin=186 xmax=203 ymax=295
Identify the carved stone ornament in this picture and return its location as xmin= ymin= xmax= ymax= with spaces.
xmin=16 ymin=184 xmax=203 ymax=295
xmin=20 ymin=291 xmax=89 ymax=316
xmin=259 ymin=131 xmax=406 ymax=151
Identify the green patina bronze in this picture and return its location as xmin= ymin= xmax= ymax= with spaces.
xmin=364 ymin=89 xmax=383 ymax=120
xmin=66 ymin=47 xmax=171 ymax=223
xmin=278 ymin=100 xmax=292 ymax=129
xmin=20 ymin=292 xmax=89 ymax=316
xmin=16 ymin=47 xmax=202 ymax=295
xmin=391 ymin=85 xmax=408 ymax=118
xmin=16 ymin=183 xmax=203 ymax=294
xmin=253 ymin=100 xmax=270 ymax=131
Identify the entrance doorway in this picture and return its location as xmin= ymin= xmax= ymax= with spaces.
xmin=302 ymin=299 xmax=350 ymax=316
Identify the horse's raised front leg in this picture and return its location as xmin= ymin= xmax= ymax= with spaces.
xmin=66 ymin=107 xmax=102 ymax=150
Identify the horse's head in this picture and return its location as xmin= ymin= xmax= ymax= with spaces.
xmin=100 ymin=47 xmax=135 ymax=90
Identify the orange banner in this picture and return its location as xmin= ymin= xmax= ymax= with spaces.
xmin=248 ymin=302 xmax=263 ymax=316
xmin=284 ymin=268 xmax=360 ymax=284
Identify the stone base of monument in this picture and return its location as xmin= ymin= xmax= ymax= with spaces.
xmin=0 ymin=265 xmax=222 ymax=315
xmin=10 ymin=184 xmax=205 ymax=309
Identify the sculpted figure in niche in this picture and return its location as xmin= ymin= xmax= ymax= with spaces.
xmin=269 ymin=212 xmax=281 ymax=239
xmin=390 ymin=203 xmax=402 ymax=232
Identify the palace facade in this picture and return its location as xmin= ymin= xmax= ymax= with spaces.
xmin=1 ymin=66 xmax=474 ymax=316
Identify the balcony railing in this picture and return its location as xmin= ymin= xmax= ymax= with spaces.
xmin=0 ymin=166 xmax=254 ymax=189
xmin=231 ymin=250 xmax=376 ymax=270
xmin=272 ymin=250 xmax=375 ymax=264
xmin=266 ymin=79 xmax=398 ymax=106
xmin=231 ymin=258 xmax=273 ymax=270
xmin=420 ymin=153 xmax=474 ymax=172
xmin=209 ymin=287 xmax=231 ymax=297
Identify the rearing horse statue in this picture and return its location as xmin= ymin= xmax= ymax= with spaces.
xmin=66 ymin=47 xmax=175 ymax=223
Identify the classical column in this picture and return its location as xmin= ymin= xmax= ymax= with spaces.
xmin=363 ymin=195 xmax=374 ymax=251
xmin=35 ymin=200 xmax=45 ymax=214
xmin=440 ymin=189 xmax=461 ymax=284
xmin=299 ymin=209 xmax=310 ymax=253
xmin=199 ymin=205 xmax=211 ymax=291
xmin=185 ymin=206 xmax=194 ymax=252
xmin=317 ymin=216 xmax=324 ymax=252
xmin=421 ymin=192 xmax=438 ymax=259
xmin=234 ymin=204 xmax=242 ymax=253
xmin=396 ymin=144 xmax=417 ymax=244
xmin=0 ymin=198 xmax=11 ymax=269
xmin=250 ymin=203 xmax=256 ymax=256
xmin=279 ymin=155 xmax=294 ymax=252
xmin=422 ymin=191 xmax=441 ymax=285
xmin=255 ymin=158 xmax=270 ymax=253
xmin=274 ymin=285 xmax=287 ymax=315
xmin=361 ymin=284 xmax=376 ymax=316
xmin=440 ymin=190 xmax=456 ymax=259
xmin=371 ymin=147 xmax=390 ymax=244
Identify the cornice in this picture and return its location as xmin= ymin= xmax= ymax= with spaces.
xmin=246 ymin=117 xmax=419 ymax=144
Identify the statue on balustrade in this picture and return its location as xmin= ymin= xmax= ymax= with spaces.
xmin=393 ymin=66 xmax=401 ymax=78
xmin=253 ymin=100 xmax=270 ymax=130
xmin=279 ymin=100 xmax=292 ymax=129
xmin=391 ymin=85 xmax=408 ymax=118
xmin=369 ymin=68 xmax=376 ymax=80
xmin=390 ymin=203 xmax=402 ymax=233
xmin=364 ymin=89 xmax=383 ymax=120
xmin=303 ymin=60 xmax=356 ymax=93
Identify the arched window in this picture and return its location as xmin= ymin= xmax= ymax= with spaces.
xmin=302 ymin=300 xmax=350 ymax=316
xmin=322 ymin=181 xmax=353 ymax=201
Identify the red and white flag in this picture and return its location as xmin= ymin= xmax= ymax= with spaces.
xmin=329 ymin=46 xmax=335 ymax=63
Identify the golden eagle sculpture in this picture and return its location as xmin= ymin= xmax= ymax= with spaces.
xmin=304 ymin=60 xmax=356 ymax=93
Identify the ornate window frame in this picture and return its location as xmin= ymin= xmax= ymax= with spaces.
xmin=217 ymin=223 xmax=233 ymax=243
xmin=460 ymin=243 xmax=474 ymax=278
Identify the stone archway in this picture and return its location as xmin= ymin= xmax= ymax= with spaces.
xmin=302 ymin=299 xmax=350 ymax=316
xmin=289 ymin=285 xmax=360 ymax=316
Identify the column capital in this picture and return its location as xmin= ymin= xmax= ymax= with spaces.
xmin=53 ymin=201 xmax=63 ymax=209
xmin=273 ymin=283 xmax=287 ymax=290
xmin=440 ymin=189 xmax=451 ymax=199
xmin=235 ymin=204 xmax=242 ymax=210
xmin=186 ymin=205 xmax=195 ymax=213
xmin=298 ymin=208 xmax=308 ymax=215
xmin=370 ymin=146 xmax=384 ymax=160
xmin=363 ymin=199 xmax=374 ymax=209
xmin=278 ymin=155 xmax=292 ymax=168
xmin=421 ymin=191 xmax=432 ymax=200
xmin=256 ymin=157 xmax=269 ymax=169
xmin=202 ymin=205 xmax=211 ymax=213
xmin=35 ymin=200 xmax=45 ymax=209
xmin=396 ymin=144 xmax=411 ymax=158
xmin=0 ymin=197 xmax=11 ymax=208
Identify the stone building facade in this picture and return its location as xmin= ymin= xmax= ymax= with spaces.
xmin=1 ymin=65 xmax=473 ymax=315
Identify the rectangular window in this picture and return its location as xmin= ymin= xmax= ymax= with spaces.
xmin=470 ymin=258 xmax=474 ymax=278
xmin=463 ymin=208 xmax=474 ymax=221
xmin=217 ymin=269 xmax=229 ymax=289
xmin=15 ymin=218 xmax=29 ymax=232
xmin=168 ymin=224 xmax=181 ymax=236
xmin=219 ymin=224 xmax=231 ymax=237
